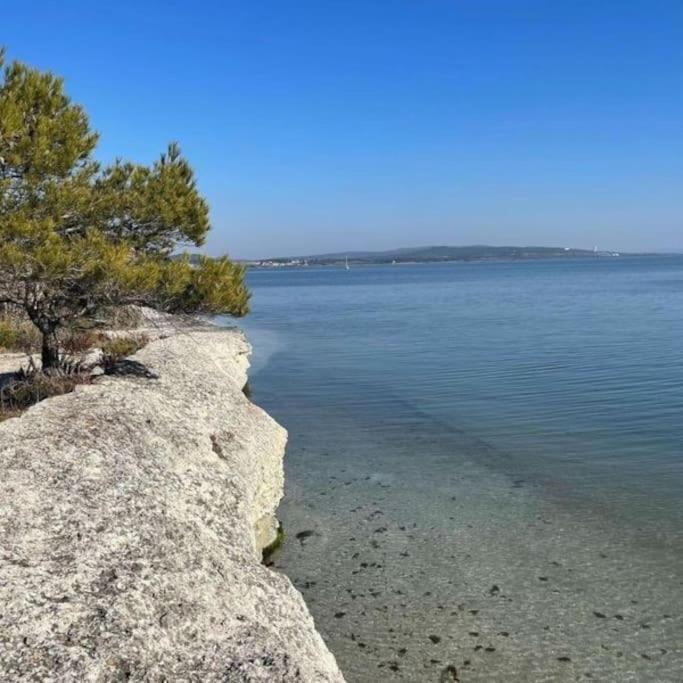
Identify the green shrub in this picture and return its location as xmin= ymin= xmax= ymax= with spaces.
xmin=100 ymin=334 xmax=150 ymax=372
xmin=262 ymin=523 xmax=285 ymax=565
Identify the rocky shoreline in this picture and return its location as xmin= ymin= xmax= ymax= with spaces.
xmin=0 ymin=328 xmax=344 ymax=681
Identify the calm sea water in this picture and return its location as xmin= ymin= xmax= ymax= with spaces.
xmin=229 ymin=256 xmax=683 ymax=682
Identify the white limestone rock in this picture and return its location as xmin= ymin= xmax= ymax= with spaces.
xmin=0 ymin=328 xmax=344 ymax=682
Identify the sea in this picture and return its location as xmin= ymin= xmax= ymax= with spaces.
xmin=222 ymin=255 xmax=683 ymax=682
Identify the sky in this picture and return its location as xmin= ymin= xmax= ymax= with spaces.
xmin=3 ymin=1 xmax=682 ymax=258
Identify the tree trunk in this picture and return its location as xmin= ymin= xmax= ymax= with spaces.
xmin=41 ymin=329 xmax=60 ymax=371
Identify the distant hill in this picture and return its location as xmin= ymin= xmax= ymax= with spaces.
xmin=258 ymin=245 xmax=624 ymax=266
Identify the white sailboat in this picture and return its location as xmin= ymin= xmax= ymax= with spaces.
xmin=345 ymin=256 xmax=350 ymax=271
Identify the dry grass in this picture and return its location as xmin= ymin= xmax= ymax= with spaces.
xmin=0 ymin=314 xmax=42 ymax=354
xmin=0 ymin=364 xmax=92 ymax=418
xmin=0 ymin=320 xmax=151 ymax=420
xmin=0 ymin=407 xmax=23 ymax=423
xmin=60 ymin=329 xmax=102 ymax=358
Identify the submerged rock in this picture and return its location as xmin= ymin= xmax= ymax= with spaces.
xmin=0 ymin=329 xmax=344 ymax=681
xmin=439 ymin=664 xmax=460 ymax=681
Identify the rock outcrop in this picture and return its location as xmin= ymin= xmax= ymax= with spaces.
xmin=0 ymin=328 xmax=344 ymax=681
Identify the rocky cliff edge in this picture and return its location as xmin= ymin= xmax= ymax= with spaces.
xmin=0 ymin=328 xmax=344 ymax=682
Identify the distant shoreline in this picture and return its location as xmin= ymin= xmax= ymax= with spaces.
xmin=245 ymin=252 xmax=670 ymax=270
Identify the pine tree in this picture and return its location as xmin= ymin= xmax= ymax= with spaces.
xmin=0 ymin=49 xmax=249 ymax=369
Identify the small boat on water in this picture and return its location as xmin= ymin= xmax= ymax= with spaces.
xmin=345 ymin=256 xmax=350 ymax=271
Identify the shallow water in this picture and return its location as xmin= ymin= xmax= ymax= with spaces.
xmin=228 ymin=256 xmax=683 ymax=682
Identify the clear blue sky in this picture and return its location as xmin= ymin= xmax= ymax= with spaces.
xmin=4 ymin=1 xmax=682 ymax=258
